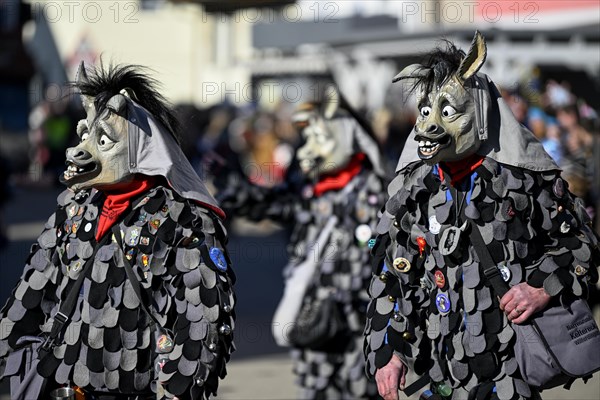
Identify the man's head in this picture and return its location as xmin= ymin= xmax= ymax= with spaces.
xmin=64 ymin=63 xmax=179 ymax=191
xmin=394 ymin=31 xmax=488 ymax=164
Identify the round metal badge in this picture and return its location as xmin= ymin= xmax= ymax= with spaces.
xmin=436 ymin=293 xmax=451 ymax=315
xmin=355 ymin=224 xmax=372 ymax=244
xmin=210 ymin=248 xmax=228 ymax=272
xmin=434 ymin=270 xmax=446 ymax=288
xmin=499 ymin=264 xmax=511 ymax=282
xmin=393 ymin=257 xmax=411 ymax=273
xmin=574 ymin=265 xmax=587 ymax=276
xmin=156 ymin=333 xmax=174 ymax=353
xmin=428 ymin=215 xmax=442 ymax=235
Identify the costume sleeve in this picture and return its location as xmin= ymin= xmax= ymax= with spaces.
xmin=157 ymin=204 xmax=235 ymax=400
xmin=216 ymin=169 xmax=297 ymax=223
xmin=525 ymin=174 xmax=599 ymax=300
xmin=364 ymin=172 xmax=432 ymax=378
xmin=0 ymin=208 xmax=62 ymax=373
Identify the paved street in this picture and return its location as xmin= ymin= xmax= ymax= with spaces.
xmin=0 ymin=186 xmax=598 ymax=399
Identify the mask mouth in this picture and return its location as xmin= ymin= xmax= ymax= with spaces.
xmin=299 ymin=159 xmax=314 ymax=173
xmin=415 ymin=134 xmax=451 ymax=160
xmin=298 ymin=156 xmax=325 ymax=175
xmin=60 ymin=159 xmax=99 ymax=185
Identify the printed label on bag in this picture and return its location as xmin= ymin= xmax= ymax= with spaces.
xmin=566 ymin=315 xmax=600 ymax=345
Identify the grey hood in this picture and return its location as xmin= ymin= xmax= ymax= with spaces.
xmin=396 ymin=73 xmax=559 ymax=173
xmin=125 ymin=98 xmax=225 ymax=219
xmin=338 ymin=115 xmax=386 ymax=178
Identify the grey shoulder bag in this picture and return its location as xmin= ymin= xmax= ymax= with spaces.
xmin=469 ymin=222 xmax=600 ymax=390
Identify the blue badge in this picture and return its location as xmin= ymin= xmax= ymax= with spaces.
xmin=436 ymin=293 xmax=451 ymax=314
xmin=209 ymin=247 xmax=227 ymax=272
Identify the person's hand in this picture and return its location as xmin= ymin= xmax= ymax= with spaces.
xmin=375 ymin=353 xmax=407 ymax=400
xmin=499 ymin=282 xmax=551 ymax=324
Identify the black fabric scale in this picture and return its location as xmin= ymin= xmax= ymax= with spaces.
xmin=0 ymin=186 xmax=235 ymax=400
xmin=365 ymin=158 xmax=600 ymax=400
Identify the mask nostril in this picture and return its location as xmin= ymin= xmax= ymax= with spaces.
xmin=426 ymin=124 xmax=438 ymax=134
xmin=66 ymin=147 xmax=92 ymax=161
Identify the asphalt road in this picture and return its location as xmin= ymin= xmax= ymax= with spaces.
xmin=0 ymin=186 xmax=598 ymax=399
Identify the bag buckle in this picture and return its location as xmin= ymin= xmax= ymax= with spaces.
xmin=54 ymin=312 xmax=69 ymax=324
xmin=483 ymin=266 xmax=501 ymax=280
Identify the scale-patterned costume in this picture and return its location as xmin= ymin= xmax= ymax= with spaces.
xmin=0 ymin=63 xmax=235 ymax=400
xmin=0 ymin=186 xmax=234 ymax=398
xmin=364 ymin=35 xmax=599 ymax=400
xmin=365 ymin=158 xmax=599 ymax=399
xmin=219 ymin=113 xmax=386 ymax=399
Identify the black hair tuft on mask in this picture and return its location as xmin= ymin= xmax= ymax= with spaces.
xmin=401 ymin=40 xmax=466 ymax=97
xmin=74 ymin=62 xmax=181 ymax=144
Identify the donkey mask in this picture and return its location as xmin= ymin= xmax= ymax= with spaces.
xmin=393 ymin=31 xmax=488 ymax=165
xmin=394 ymin=31 xmax=558 ymax=173
xmin=64 ymin=62 xmax=223 ymax=216
xmin=292 ymin=85 xmax=384 ymax=178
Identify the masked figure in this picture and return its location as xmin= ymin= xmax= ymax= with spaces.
xmin=218 ymin=86 xmax=386 ymax=399
xmin=0 ymin=63 xmax=235 ymax=400
xmin=365 ymin=32 xmax=599 ymax=400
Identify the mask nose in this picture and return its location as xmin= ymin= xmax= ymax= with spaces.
xmin=425 ymin=124 xmax=439 ymax=134
xmin=297 ymin=143 xmax=313 ymax=159
xmin=66 ymin=147 xmax=92 ymax=163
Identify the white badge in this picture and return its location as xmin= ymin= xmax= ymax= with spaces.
xmin=355 ymin=224 xmax=372 ymax=244
xmin=429 ymin=215 xmax=441 ymax=234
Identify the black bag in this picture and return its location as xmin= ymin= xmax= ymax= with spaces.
xmin=470 ymin=222 xmax=600 ymax=389
xmin=287 ymin=293 xmax=351 ymax=352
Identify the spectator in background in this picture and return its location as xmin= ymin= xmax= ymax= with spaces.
xmin=541 ymin=117 xmax=563 ymax=166
xmin=504 ymin=90 xmax=529 ymax=126
xmin=27 ymin=91 xmax=81 ymax=186
xmin=556 ymin=104 xmax=594 ymax=201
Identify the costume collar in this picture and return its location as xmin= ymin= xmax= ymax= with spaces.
xmin=438 ymin=153 xmax=485 ymax=186
xmin=313 ymin=153 xmax=365 ymax=197
xmin=95 ymin=176 xmax=156 ymax=240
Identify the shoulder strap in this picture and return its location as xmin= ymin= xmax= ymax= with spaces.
xmin=111 ymin=225 xmax=162 ymax=329
xmin=468 ymin=222 xmax=510 ymax=298
xmin=39 ymin=234 xmax=109 ymax=357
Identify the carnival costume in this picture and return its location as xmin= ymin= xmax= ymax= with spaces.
xmin=0 ymin=63 xmax=235 ymax=400
xmin=364 ymin=33 xmax=600 ymax=400
xmin=218 ymin=87 xmax=386 ymax=399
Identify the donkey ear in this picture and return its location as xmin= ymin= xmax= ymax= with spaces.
xmin=392 ymin=64 xmax=428 ymax=83
xmin=76 ymin=61 xmax=94 ymax=111
xmin=76 ymin=61 xmax=88 ymax=84
xmin=323 ymin=85 xmax=340 ymax=120
xmin=457 ymin=31 xmax=487 ymax=82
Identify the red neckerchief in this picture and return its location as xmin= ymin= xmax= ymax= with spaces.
xmin=438 ymin=153 xmax=485 ymax=186
xmin=95 ymin=177 xmax=156 ymax=241
xmin=313 ymin=153 xmax=365 ymax=197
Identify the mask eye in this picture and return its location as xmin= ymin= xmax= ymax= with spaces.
xmin=76 ymin=120 xmax=89 ymax=141
xmin=442 ymin=105 xmax=457 ymax=117
xmin=420 ymin=106 xmax=432 ymax=117
xmin=99 ymin=134 xmax=114 ymax=147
